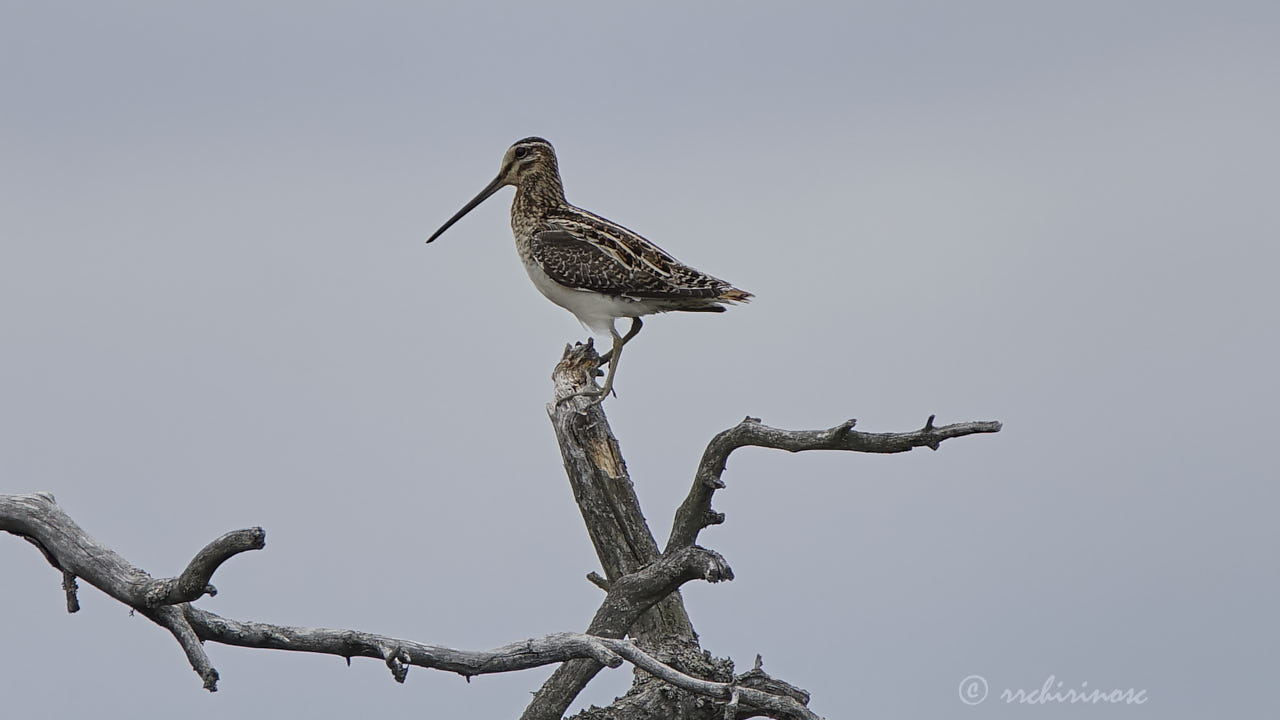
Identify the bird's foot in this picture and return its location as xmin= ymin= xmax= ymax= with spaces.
xmin=557 ymin=384 xmax=616 ymax=408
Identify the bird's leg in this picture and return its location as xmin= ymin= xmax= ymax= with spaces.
xmin=561 ymin=324 xmax=629 ymax=407
xmin=596 ymin=317 xmax=643 ymax=368
xmin=593 ymin=326 xmax=626 ymax=402
xmin=559 ymin=319 xmax=641 ymax=407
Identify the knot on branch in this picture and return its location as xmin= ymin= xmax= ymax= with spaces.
xmin=383 ymin=646 xmax=411 ymax=683
xmin=690 ymin=546 xmax=734 ymax=584
xmin=921 ymin=414 xmax=939 ymax=450
xmin=827 ymin=418 xmax=857 ymax=442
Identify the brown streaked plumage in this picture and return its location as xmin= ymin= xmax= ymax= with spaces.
xmin=427 ymin=137 xmax=751 ymax=403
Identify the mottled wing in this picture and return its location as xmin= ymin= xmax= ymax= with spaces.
xmin=528 ymin=228 xmax=640 ymax=294
xmin=530 ymin=222 xmax=728 ymax=300
xmin=547 ymin=210 xmax=681 ymax=279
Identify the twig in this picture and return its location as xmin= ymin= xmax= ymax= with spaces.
xmin=61 ymin=570 xmax=80 ymax=613
xmin=145 ymin=605 xmax=220 ymax=691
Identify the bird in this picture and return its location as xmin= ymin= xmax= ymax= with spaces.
xmin=426 ymin=137 xmax=751 ymax=404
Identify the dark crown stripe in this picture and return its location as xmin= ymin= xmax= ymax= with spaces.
xmin=513 ymin=136 xmax=553 ymax=148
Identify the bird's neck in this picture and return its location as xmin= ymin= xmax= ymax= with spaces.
xmin=513 ymin=169 xmax=567 ymax=218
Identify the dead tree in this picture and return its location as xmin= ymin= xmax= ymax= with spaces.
xmin=1 ymin=342 xmax=1001 ymax=719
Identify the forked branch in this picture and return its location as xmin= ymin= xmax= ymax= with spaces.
xmin=1 ymin=492 xmax=805 ymax=718
xmin=521 ymin=544 xmax=734 ymax=720
xmin=1 ymin=492 xmax=264 ymax=612
xmin=667 ymin=415 xmax=1003 ymax=552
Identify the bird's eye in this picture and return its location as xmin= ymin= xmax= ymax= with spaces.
xmin=514 ymin=146 xmax=530 ymax=159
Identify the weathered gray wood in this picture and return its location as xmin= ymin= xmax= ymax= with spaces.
xmin=527 ymin=343 xmax=835 ymax=720
xmin=524 ymin=341 xmax=719 ymax=720
xmin=531 ymin=346 xmax=1002 ymax=720
xmin=546 ymin=340 xmax=699 ymax=646
xmin=0 ymin=491 xmax=811 ymax=717
xmin=0 ymin=492 xmax=262 ymax=612
xmin=3 ymin=345 xmax=1002 ymax=720
xmin=668 ymin=414 xmax=1003 ymax=552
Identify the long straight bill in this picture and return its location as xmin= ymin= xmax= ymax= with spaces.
xmin=426 ymin=175 xmax=506 ymax=243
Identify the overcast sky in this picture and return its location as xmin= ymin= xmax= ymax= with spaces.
xmin=2 ymin=2 xmax=1277 ymax=718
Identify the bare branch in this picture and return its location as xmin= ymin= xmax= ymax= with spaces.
xmin=6 ymin=353 xmax=981 ymax=720
xmin=182 ymin=608 xmax=627 ymax=678
xmin=589 ymin=545 xmax=733 ymax=637
xmin=0 ymin=492 xmax=265 ymax=611
xmin=3 ymin=491 xmax=812 ymax=716
xmin=605 ymin=640 xmax=820 ymax=720
xmin=145 ymin=605 xmax=220 ymax=691
xmin=732 ymin=654 xmax=812 ymax=714
xmin=522 ymin=545 xmax=735 ymax=720
xmin=527 ymin=341 xmax=715 ymax=718
xmin=61 ymin=570 xmax=80 ymax=613
xmin=145 ymin=528 xmax=266 ymax=607
xmin=531 ymin=343 xmax=833 ymax=719
xmin=667 ymin=414 xmax=1003 ymax=552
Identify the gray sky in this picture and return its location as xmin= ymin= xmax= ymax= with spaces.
xmin=2 ymin=2 xmax=1276 ymax=717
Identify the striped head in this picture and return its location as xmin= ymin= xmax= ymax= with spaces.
xmin=426 ymin=137 xmax=563 ymax=244
xmin=496 ymin=137 xmax=560 ymax=187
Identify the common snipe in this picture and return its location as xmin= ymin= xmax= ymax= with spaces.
xmin=427 ymin=137 xmax=751 ymax=403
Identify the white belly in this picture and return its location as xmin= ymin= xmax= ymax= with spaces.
xmin=522 ymin=258 xmax=646 ymax=337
